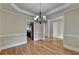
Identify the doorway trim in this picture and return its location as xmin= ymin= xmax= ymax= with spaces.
xmin=26 ymin=21 xmax=34 ymax=42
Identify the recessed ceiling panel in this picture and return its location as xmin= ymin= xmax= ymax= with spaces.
xmin=0 ymin=3 xmax=67 ymax=16
xmin=15 ymin=3 xmax=65 ymax=15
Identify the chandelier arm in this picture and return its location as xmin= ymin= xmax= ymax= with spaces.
xmin=34 ymin=3 xmax=47 ymax=24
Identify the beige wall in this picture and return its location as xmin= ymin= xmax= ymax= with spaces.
xmin=0 ymin=10 xmax=44 ymax=49
xmin=64 ymin=8 xmax=79 ymax=52
xmin=1 ymin=12 xmax=26 ymax=35
xmin=0 ymin=10 xmax=32 ymax=50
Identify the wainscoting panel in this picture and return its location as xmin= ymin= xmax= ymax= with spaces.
xmin=34 ymin=32 xmax=43 ymax=41
xmin=64 ymin=35 xmax=79 ymax=52
xmin=0 ymin=34 xmax=27 ymax=50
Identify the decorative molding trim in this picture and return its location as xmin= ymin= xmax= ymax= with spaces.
xmin=34 ymin=32 xmax=43 ymax=41
xmin=0 ymin=34 xmax=26 ymax=37
xmin=53 ymin=36 xmax=63 ymax=40
xmin=64 ymin=4 xmax=79 ymax=14
xmin=43 ymin=23 xmax=45 ymax=40
xmin=0 ymin=9 xmax=31 ymax=18
xmin=1 ymin=41 xmax=27 ymax=50
xmin=64 ymin=35 xmax=79 ymax=52
xmin=64 ymin=44 xmax=79 ymax=52
xmin=47 ymin=20 xmax=50 ymax=37
xmin=10 ymin=3 xmax=35 ymax=16
xmin=64 ymin=35 xmax=79 ymax=38
xmin=46 ymin=4 xmax=71 ymax=16
xmin=56 ymin=36 xmax=63 ymax=39
xmin=52 ymin=16 xmax=64 ymax=22
xmin=34 ymin=38 xmax=41 ymax=41
xmin=35 ymin=32 xmax=43 ymax=34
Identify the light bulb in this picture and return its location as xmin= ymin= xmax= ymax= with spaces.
xmin=43 ymin=16 xmax=46 ymax=19
xmin=36 ymin=16 xmax=39 ymax=18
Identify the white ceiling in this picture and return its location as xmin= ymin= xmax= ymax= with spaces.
xmin=0 ymin=3 xmax=25 ymax=15
xmin=0 ymin=3 xmax=79 ymax=19
xmin=0 ymin=3 xmax=79 ymax=18
xmin=0 ymin=3 xmax=65 ymax=16
xmin=15 ymin=3 xmax=65 ymax=15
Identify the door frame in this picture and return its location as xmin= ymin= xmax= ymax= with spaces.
xmin=26 ymin=21 xmax=34 ymax=42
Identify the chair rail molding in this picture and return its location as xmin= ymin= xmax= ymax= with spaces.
xmin=64 ymin=35 xmax=79 ymax=38
xmin=0 ymin=34 xmax=26 ymax=37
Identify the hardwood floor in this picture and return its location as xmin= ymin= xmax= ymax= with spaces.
xmin=1 ymin=37 xmax=79 ymax=55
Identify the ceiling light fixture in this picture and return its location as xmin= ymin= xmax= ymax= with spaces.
xmin=34 ymin=3 xmax=47 ymax=24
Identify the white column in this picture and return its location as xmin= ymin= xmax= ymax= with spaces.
xmin=34 ymin=22 xmax=36 ymax=41
xmin=43 ymin=23 xmax=45 ymax=40
xmin=48 ymin=20 xmax=50 ymax=37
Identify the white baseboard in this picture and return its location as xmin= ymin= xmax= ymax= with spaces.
xmin=64 ymin=44 xmax=79 ymax=52
xmin=1 ymin=41 xmax=27 ymax=50
xmin=34 ymin=38 xmax=42 ymax=41
xmin=53 ymin=36 xmax=63 ymax=40
xmin=56 ymin=36 xmax=63 ymax=39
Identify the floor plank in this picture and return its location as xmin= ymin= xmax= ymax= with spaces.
xmin=1 ymin=37 xmax=79 ymax=55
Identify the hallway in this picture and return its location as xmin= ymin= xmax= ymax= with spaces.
xmin=1 ymin=38 xmax=79 ymax=55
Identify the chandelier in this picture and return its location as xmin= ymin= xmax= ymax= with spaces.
xmin=34 ymin=3 xmax=47 ymax=24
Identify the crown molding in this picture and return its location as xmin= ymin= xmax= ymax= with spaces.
xmin=0 ymin=8 xmax=33 ymax=19
xmin=51 ymin=16 xmax=64 ymax=22
xmin=46 ymin=4 xmax=71 ymax=16
xmin=10 ymin=3 xmax=35 ymax=16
